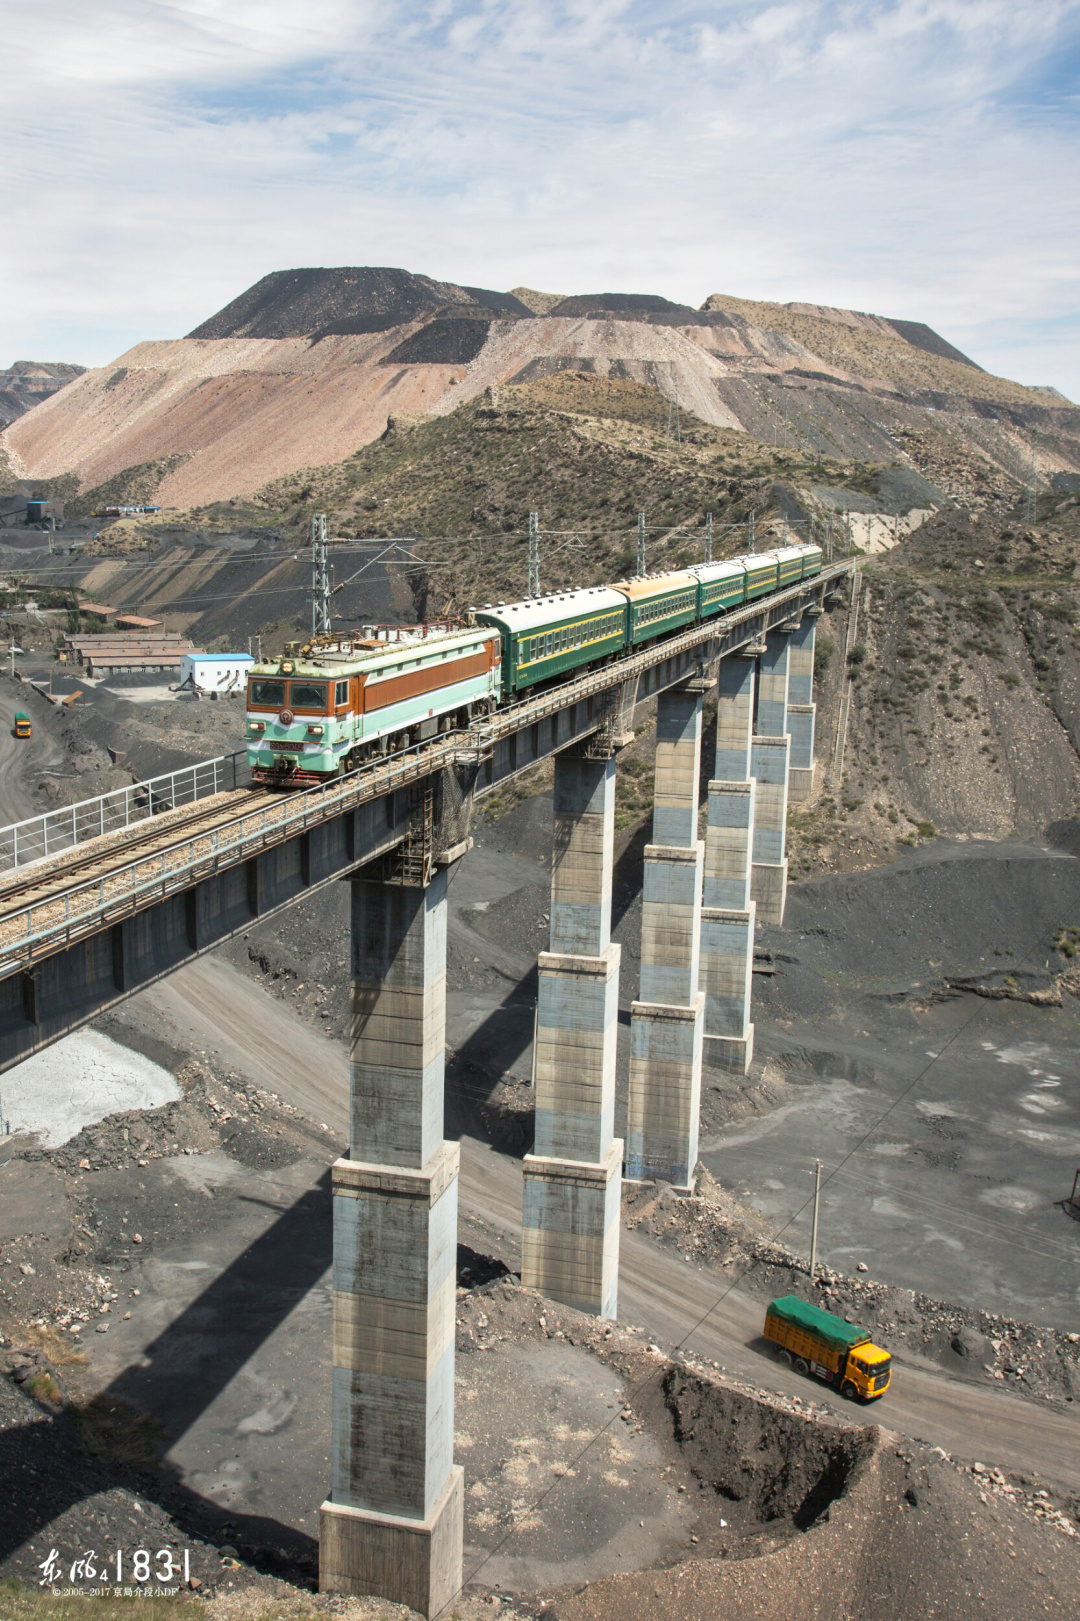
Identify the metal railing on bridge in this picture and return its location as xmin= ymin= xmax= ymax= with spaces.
xmin=0 ymin=752 xmax=250 ymax=873
xmin=0 ymin=733 xmax=465 ymax=978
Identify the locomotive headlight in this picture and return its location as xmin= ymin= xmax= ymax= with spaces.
xmin=248 ymin=721 xmax=265 ymax=734
xmin=306 ymin=724 xmax=324 ymax=737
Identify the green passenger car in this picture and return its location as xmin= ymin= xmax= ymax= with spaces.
xmin=614 ymin=571 xmax=700 ymax=646
xmin=689 ymin=559 xmax=748 ymax=619
xmin=797 ymin=542 xmax=823 ymax=578
xmin=473 ymin=586 xmax=629 ymax=694
xmin=743 ymin=554 xmax=780 ymax=600
xmin=771 ymin=545 xmax=809 ymax=589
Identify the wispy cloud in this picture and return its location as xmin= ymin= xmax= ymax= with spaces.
xmin=2 ymin=2 xmax=1078 ymax=396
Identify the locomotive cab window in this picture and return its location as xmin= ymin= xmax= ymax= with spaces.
xmin=250 ymin=680 xmax=286 ymax=707
xmin=290 ymin=682 xmax=328 ymax=710
xmin=335 ymin=680 xmax=350 ymax=706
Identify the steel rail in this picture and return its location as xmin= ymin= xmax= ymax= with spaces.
xmin=0 ymin=785 xmax=276 ymax=909
xmin=0 ymin=564 xmax=850 ymax=979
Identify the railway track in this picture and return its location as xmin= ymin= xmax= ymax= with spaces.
xmin=0 ymin=784 xmax=274 ymax=910
xmin=0 ymin=734 xmax=467 ymax=975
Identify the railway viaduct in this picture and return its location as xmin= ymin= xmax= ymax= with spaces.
xmin=0 ymin=562 xmax=850 ymax=1615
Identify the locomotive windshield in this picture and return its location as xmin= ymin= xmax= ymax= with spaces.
xmin=289 ymin=682 xmax=328 ymax=710
xmin=247 ymin=679 xmax=328 ymax=710
xmin=249 ymin=680 xmax=286 ymax=707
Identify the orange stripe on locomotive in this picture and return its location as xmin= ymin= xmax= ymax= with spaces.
xmin=359 ymin=643 xmax=499 ymax=713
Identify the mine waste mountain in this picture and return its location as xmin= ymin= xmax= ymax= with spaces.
xmin=3 ymin=265 xmax=1077 ymax=513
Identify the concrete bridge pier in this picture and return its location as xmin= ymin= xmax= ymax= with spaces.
xmin=786 ymin=613 xmax=818 ymax=803
xmin=320 ymin=866 xmax=463 ymax=1618
xmin=749 ymin=733 xmax=790 ymax=925
xmin=521 ymin=748 xmax=622 ymax=1318
xmin=700 ymin=655 xmax=758 ymax=1075
xmin=755 ymin=626 xmax=792 ymax=739
xmin=626 ymin=683 xmax=707 ymax=1188
xmin=744 ymin=627 xmax=791 ymax=925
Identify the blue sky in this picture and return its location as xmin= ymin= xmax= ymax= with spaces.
xmin=3 ymin=1 xmax=1079 ymax=397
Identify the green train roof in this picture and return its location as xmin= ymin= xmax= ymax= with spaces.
xmin=473 ymin=587 xmax=626 ymax=634
xmin=689 ymin=559 xmax=747 ymax=582
xmin=767 ymin=1294 xmax=869 ymax=1348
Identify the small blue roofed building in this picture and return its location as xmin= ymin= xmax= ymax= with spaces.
xmin=179 ymin=652 xmax=254 ymax=693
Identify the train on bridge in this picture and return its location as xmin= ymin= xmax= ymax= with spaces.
xmin=245 ymin=542 xmax=823 ymax=786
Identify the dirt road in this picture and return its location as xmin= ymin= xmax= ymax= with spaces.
xmin=142 ymin=954 xmax=1080 ymax=1494
xmin=0 ymin=683 xmax=64 ymax=828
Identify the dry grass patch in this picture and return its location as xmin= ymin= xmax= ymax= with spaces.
xmin=72 ymin=1396 xmax=172 ymax=1470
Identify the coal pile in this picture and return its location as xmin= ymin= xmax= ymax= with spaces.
xmin=188 ymin=265 xmax=531 ymax=340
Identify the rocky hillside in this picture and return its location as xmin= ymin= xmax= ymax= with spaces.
xmin=24 ymin=375 xmax=868 ymax=636
xmin=4 ymin=267 xmax=1075 ymax=512
xmin=254 ymin=374 xmax=880 ymax=610
xmin=786 ymin=488 xmax=1080 ymax=877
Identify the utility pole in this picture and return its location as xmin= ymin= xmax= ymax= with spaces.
xmin=1025 ymin=427 xmax=1039 ymax=526
xmin=311 ymin=512 xmax=331 ymax=637
xmin=749 ymin=510 xmax=756 ymax=554
xmin=637 ymin=511 xmax=647 ymax=576
xmin=8 ymin=640 xmax=20 ymax=678
xmin=810 ymin=1159 xmax=822 ymax=1278
xmin=528 ymin=510 xmax=540 ymax=598
xmin=705 ymin=510 xmax=713 ymax=565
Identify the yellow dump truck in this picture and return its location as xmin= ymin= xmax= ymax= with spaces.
xmin=13 ymin=711 xmax=30 ymax=739
xmin=764 ymin=1295 xmax=892 ymax=1401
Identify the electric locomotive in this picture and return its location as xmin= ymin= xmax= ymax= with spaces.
xmin=246 ymin=623 xmax=500 ymax=786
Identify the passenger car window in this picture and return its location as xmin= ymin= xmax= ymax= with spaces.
xmin=249 ymin=680 xmax=286 ymax=707
xmin=290 ymin=682 xmax=328 ymax=710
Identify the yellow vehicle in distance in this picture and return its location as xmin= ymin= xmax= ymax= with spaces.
xmin=764 ymin=1295 xmax=892 ymax=1401
xmin=13 ymin=711 xmax=31 ymax=739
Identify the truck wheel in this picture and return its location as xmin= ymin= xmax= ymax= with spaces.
xmin=776 ymin=1350 xmax=792 ymax=1367
xmin=841 ymin=1381 xmax=858 ymax=1401
xmin=794 ymin=1357 xmax=810 ymax=1377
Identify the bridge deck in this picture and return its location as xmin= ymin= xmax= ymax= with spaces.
xmin=0 ymin=565 xmax=849 ymax=986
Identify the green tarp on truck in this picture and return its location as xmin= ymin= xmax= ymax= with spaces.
xmin=767 ymin=1295 xmax=869 ymax=1350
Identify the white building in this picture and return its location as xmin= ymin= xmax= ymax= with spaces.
xmin=179 ymin=652 xmax=254 ymax=693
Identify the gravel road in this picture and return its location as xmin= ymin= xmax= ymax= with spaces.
xmin=141 ymin=954 xmax=1080 ymax=1495
xmin=0 ymin=681 xmax=64 ymax=827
